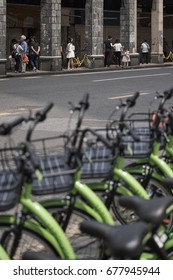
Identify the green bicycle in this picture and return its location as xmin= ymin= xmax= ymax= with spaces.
xmin=0 ymin=104 xmax=115 ymax=260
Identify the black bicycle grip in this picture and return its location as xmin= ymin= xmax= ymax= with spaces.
xmin=127 ymin=91 xmax=140 ymax=108
xmin=164 ymin=87 xmax=173 ymax=100
xmin=80 ymin=93 xmax=90 ymax=110
xmin=25 ymin=142 xmax=40 ymax=170
xmin=35 ymin=102 xmax=54 ymax=122
xmin=0 ymin=116 xmax=25 ymax=135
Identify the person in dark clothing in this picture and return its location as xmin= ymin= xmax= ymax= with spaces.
xmin=10 ymin=38 xmax=23 ymax=72
xmin=104 ymin=35 xmax=113 ymax=67
xmin=29 ymin=36 xmax=40 ymax=71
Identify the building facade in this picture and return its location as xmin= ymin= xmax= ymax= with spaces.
xmin=0 ymin=0 xmax=173 ymax=74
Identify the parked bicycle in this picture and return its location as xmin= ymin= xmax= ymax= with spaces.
xmin=23 ymin=196 xmax=173 ymax=260
xmin=73 ymin=50 xmax=95 ymax=69
xmin=163 ymin=50 xmax=173 ymax=62
xmin=0 ymin=102 xmax=115 ymax=260
xmin=1 ymin=90 xmax=173 ymax=260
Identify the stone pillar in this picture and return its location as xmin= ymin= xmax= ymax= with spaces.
xmin=85 ymin=0 xmax=104 ymax=67
xmin=120 ymin=0 xmax=139 ymax=65
xmin=151 ymin=0 xmax=163 ymax=63
xmin=0 ymin=0 xmax=6 ymax=75
xmin=40 ymin=0 xmax=61 ymax=71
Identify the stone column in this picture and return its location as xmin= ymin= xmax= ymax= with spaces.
xmin=85 ymin=0 xmax=104 ymax=67
xmin=151 ymin=0 xmax=163 ymax=63
xmin=120 ymin=0 xmax=139 ymax=65
xmin=40 ymin=0 xmax=61 ymax=71
xmin=0 ymin=0 xmax=6 ymax=75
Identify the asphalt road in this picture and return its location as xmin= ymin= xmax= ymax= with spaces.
xmin=0 ymin=66 xmax=173 ymax=140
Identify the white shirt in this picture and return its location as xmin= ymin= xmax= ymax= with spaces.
xmin=113 ymin=42 xmax=122 ymax=52
xmin=66 ymin=43 xmax=75 ymax=58
xmin=141 ymin=42 xmax=150 ymax=53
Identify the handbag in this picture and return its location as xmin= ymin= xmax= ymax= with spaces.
xmin=22 ymin=54 xmax=29 ymax=64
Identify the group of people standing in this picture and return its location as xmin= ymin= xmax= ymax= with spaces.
xmin=104 ymin=35 xmax=151 ymax=67
xmin=10 ymin=35 xmax=40 ymax=73
xmin=104 ymin=36 xmax=130 ymax=68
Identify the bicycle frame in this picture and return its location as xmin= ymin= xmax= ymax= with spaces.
xmin=37 ymin=152 xmax=149 ymax=224
xmin=87 ymin=154 xmax=149 ymax=197
xmin=40 ymin=178 xmax=115 ymax=225
xmin=124 ymin=139 xmax=173 ymax=185
xmin=0 ymin=178 xmax=77 ymax=260
xmin=0 ymin=168 xmax=115 ymax=260
xmin=73 ymin=54 xmax=87 ymax=67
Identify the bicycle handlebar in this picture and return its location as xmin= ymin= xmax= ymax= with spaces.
xmin=119 ymin=91 xmax=140 ymax=123
xmin=79 ymin=93 xmax=90 ymax=111
xmin=26 ymin=103 xmax=54 ymax=141
xmin=69 ymin=94 xmax=90 ymax=147
xmin=126 ymin=91 xmax=140 ymax=108
xmin=0 ymin=116 xmax=25 ymax=136
xmin=78 ymin=128 xmax=114 ymax=152
xmin=151 ymin=88 xmax=173 ymax=132
xmin=107 ymin=120 xmax=140 ymax=143
xmin=35 ymin=102 xmax=54 ymax=122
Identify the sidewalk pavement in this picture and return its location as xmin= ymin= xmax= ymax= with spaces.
xmin=1 ymin=62 xmax=173 ymax=79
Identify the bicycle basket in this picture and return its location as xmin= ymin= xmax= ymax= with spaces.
xmin=0 ymin=146 xmax=23 ymax=211
xmin=78 ymin=129 xmax=116 ymax=179
xmin=122 ymin=113 xmax=154 ymax=158
xmin=30 ymin=135 xmax=78 ymax=195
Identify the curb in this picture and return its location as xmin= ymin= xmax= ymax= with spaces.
xmin=0 ymin=62 xmax=173 ymax=79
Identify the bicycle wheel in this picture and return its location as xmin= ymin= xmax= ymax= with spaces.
xmin=112 ymin=176 xmax=173 ymax=231
xmin=46 ymin=207 xmax=102 ymax=259
xmin=0 ymin=222 xmax=59 ymax=260
xmin=84 ymin=57 xmax=95 ymax=69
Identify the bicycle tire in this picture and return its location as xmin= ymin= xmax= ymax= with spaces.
xmin=112 ymin=176 xmax=173 ymax=231
xmin=46 ymin=207 xmax=102 ymax=259
xmin=170 ymin=54 xmax=173 ymax=62
xmin=0 ymin=223 xmax=59 ymax=260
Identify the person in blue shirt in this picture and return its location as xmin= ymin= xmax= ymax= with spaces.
xmin=20 ymin=35 xmax=28 ymax=73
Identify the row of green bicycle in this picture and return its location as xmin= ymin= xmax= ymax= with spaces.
xmin=1 ymin=88 xmax=173 ymax=260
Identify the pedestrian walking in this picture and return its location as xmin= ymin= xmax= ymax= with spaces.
xmin=112 ymin=39 xmax=123 ymax=67
xmin=66 ymin=38 xmax=75 ymax=70
xmin=121 ymin=47 xmax=130 ymax=67
xmin=29 ymin=36 xmax=40 ymax=71
xmin=141 ymin=39 xmax=150 ymax=64
xmin=104 ymin=35 xmax=113 ymax=67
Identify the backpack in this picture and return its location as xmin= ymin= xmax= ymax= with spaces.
xmin=12 ymin=44 xmax=20 ymax=59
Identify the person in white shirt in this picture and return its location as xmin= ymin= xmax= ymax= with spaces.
xmin=112 ymin=39 xmax=123 ymax=67
xmin=141 ymin=39 xmax=150 ymax=64
xmin=66 ymin=37 xmax=75 ymax=70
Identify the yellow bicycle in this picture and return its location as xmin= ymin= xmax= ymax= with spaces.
xmin=163 ymin=51 xmax=173 ymax=62
xmin=73 ymin=51 xmax=95 ymax=68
